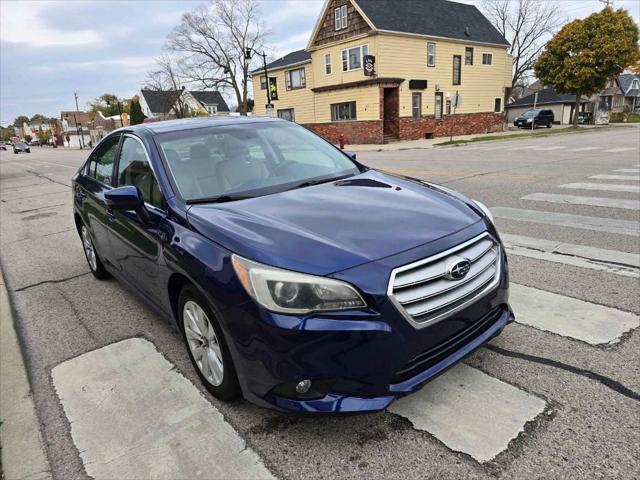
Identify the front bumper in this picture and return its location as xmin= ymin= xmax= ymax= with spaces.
xmin=221 ymin=225 xmax=512 ymax=413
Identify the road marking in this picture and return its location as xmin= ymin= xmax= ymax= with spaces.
xmin=522 ymin=192 xmax=640 ymax=210
xmin=52 ymin=338 xmax=274 ymax=480
xmin=589 ymin=174 xmax=639 ymax=181
xmin=510 ymin=284 xmax=639 ymax=345
xmin=561 ymin=182 xmax=640 ymax=193
xmin=492 ymin=207 xmax=640 ymax=236
xmin=389 ymin=363 xmax=546 ymax=463
xmin=614 ymin=169 xmax=640 ymax=174
xmin=501 ymin=233 xmax=640 ymax=278
xmin=528 ymin=146 xmax=565 ymax=151
xmin=602 ymin=148 xmax=637 ymax=153
xmin=566 ymin=147 xmax=601 ymax=152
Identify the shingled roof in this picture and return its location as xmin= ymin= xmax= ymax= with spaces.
xmin=140 ymin=90 xmax=181 ymax=115
xmin=251 ymin=49 xmax=311 ymax=74
xmin=190 ymin=91 xmax=230 ymax=112
xmin=506 ymin=88 xmax=585 ymax=108
xmin=354 ymin=0 xmax=509 ymax=46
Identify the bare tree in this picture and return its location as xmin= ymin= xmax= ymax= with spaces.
xmin=167 ymin=0 xmax=269 ymax=115
xmin=145 ymin=54 xmax=190 ymax=118
xmin=481 ymin=0 xmax=565 ymax=89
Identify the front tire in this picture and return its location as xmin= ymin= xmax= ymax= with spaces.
xmin=546 ymin=122 xmax=552 ymax=128
xmin=80 ymin=225 xmax=110 ymax=279
xmin=179 ymin=285 xmax=240 ymax=401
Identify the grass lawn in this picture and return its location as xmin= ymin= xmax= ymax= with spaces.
xmin=434 ymin=126 xmax=588 ymax=147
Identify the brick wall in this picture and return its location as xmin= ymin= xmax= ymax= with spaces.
xmin=304 ymin=120 xmax=383 ymax=144
xmin=399 ymin=112 xmax=505 ymax=140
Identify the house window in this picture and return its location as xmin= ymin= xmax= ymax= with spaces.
xmin=325 ymin=53 xmax=332 ymax=75
xmin=494 ymin=98 xmax=502 ymax=113
xmin=277 ymin=109 xmax=295 ymax=122
xmin=285 ymin=68 xmax=306 ymax=90
xmin=465 ymin=47 xmax=474 ymax=65
xmin=334 ymin=4 xmax=347 ymax=30
xmin=205 ymin=104 xmax=217 ymax=115
xmin=482 ymin=53 xmax=493 ymax=65
xmin=341 ymin=44 xmax=368 ymax=72
xmin=427 ymin=42 xmax=436 ymax=67
xmin=453 ymin=55 xmax=461 ymax=85
xmin=331 ymin=101 xmax=357 ymax=121
xmin=412 ymin=93 xmax=422 ymax=119
xmin=260 ymin=75 xmax=267 ymax=90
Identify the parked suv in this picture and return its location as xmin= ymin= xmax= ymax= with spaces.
xmin=514 ymin=109 xmax=554 ymax=128
xmin=72 ymin=117 xmax=512 ymax=413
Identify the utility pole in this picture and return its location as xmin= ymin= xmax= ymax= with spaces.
xmin=74 ymin=91 xmax=85 ymax=148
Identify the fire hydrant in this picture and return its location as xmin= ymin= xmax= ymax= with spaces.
xmin=338 ymin=133 xmax=345 ymax=150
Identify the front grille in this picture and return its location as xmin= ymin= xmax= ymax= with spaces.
xmin=388 ymin=233 xmax=501 ymax=328
xmin=391 ymin=306 xmax=504 ymax=384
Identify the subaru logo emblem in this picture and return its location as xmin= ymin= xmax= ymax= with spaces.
xmin=445 ymin=257 xmax=471 ymax=280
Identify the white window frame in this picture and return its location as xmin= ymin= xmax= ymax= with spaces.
xmin=325 ymin=53 xmax=332 ymax=75
xmin=285 ymin=67 xmax=306 ymax=90
xmin=341 ymin=44 xmax=368 ymax=72
xmin=205 ymin=104 xmax=218 ymax=115
xmin=482 ymin=53 xmax=493 ymax=65
xmin=334 ymin=4 xmax=347 ymax=30
xmin=427 ymin=42 xmax=436 ymax=67
xmin=494 ymin=97 xmax=502 ymax=113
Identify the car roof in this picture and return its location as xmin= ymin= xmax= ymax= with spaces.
xmin=125 ymin=116 xmax=284 ymax=136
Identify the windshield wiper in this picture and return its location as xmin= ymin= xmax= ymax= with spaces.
xmin=285 ymin=173 xmax=356 ymax=192
xmin=187 ymin=194 xmax=252 ymax=205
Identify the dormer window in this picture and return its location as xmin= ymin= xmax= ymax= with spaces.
xmin=334 ymin=4 xmax=347 ymax=30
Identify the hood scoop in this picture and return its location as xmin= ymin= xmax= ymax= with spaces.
xmin=334 ymin=178 xmax=392 ymax=188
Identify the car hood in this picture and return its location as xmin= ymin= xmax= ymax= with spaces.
xmin=187 ymin=170 xmax=482 ymax=275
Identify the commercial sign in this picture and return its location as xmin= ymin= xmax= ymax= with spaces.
xmin=363 ymin=55 xmax=375 ymax=76
xmin=269 ymin=77 xmax=279 ymax=101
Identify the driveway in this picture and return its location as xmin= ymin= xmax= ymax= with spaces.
xmin=0 ymin=126 xmax=638 ymax=479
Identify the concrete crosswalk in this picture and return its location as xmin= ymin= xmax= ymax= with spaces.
xmin=455 ymin=142 xmax=637 ymax=155
xmin=589 ymin=174 xmax=639 ymax=181
xmin=560 ymin=182 xmax=640 ymax=193
xmin=521 ymin=192 xmax=640 ymax=210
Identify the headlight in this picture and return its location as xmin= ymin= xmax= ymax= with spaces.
xmin=472 ymin=200 xmax=494 ymax=224
xmin=232 ymin=255 xmax=366 ymax=314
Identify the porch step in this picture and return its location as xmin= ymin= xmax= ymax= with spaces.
xmin=383 ymin=133 xmax=399 ymax=144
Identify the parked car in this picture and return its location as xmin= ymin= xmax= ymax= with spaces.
xmin=577 ymin=111 xmax=593 ymax=125
xmin=72 ymin=117 xmax=512 ymax=413
xmin=0 ymin=143 xmax=6 ymax=151
xmin=13 ymin=142 xmax=30 ymax=154
xmin=514 ymin=109 xmax=554 ymax=128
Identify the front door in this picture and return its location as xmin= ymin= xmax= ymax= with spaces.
xmin=435 ymin=92 xmax=444 ymax=121
xmin=383 ymin=87 xmax=400 ymax=139
xmin=109 ymin=134 xmax=167 ymax=301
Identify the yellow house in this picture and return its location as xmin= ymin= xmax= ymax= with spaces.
xmin=253 ymin=0 xmax=513 ymax=144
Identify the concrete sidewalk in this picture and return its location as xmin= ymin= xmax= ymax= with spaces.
xmin=0 ymin=267 xmax=52 ymax=480
xmin=342 ymin=123 xmax=625 ymax=152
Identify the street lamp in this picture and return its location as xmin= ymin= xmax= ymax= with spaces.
xmin=245 ymin=47 xmax=272 ymax=114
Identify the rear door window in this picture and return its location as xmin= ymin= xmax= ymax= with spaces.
xmin=86 ymin=135 xmax=120 ymax=185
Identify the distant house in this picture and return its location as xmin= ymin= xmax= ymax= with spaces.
xmin=505 ymin=88 xmax=589 ymax=125
xmin=60 ymin=111 xmax=93 ymax=148
xmin=597 ymin=74 xmax=640 ymax=113
xmin=138 ymin=89 xmax=230 ymax=119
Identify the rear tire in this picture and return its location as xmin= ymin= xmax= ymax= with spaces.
xmin=547 ymin=122 xmax=552 ymax=128
xmin=179 ymin=285 xmax=241 ymax=401
xmin=80 ymin=225 xmax=110 ymax=279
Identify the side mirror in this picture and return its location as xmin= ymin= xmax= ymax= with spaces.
xmin=105 ymin=186 xmax=151 ymax=224
xmin=344 ymin=151 xmax=357 ymax=161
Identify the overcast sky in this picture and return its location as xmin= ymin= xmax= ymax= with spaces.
xmin=1 ymin=0 xmax=639 ymax=126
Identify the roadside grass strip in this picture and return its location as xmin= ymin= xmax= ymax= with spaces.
xmin=491 ymin=207 xmax=640 ymax=236
xmin=521 ymin=192 xmax=640 ymax=211
xmin=560 ymin=183 xmax=640 ymax=193
xmin=389 ymin=364 xmax=546 ymax=463
xmin=510 ymin=284 xmax=639 ymax=345
xmin=52 ymin=338 xmax=274 ymax=480
xmin=500 ymin=233 xmax=640 ymax=278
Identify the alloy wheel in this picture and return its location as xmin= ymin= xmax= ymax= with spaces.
xmin=81 ymin=226 xmax=98 ymax=271
xmin=183 ymin=300 xmax=224 ymax=386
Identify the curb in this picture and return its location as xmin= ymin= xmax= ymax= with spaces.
xmin=0 ymin=267 xmax=52 ymax=480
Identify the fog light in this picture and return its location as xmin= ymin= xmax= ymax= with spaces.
xmin=295 ymin=379 xmax=312 ymax=394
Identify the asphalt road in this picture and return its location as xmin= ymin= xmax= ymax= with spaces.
xmin=0 ymin=126 xmax=638 ymax=480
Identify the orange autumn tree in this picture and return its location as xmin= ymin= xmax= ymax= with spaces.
xmin=534 ymin=7 xmax=639 ymax=125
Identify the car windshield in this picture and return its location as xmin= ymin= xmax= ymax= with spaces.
xmin=522 ymin=109 xmax=541 ymax=117
xmin=156 ymin=121 xmax=361 ymax=203
xmin=16 ymin=143 xmax=27 ymax=147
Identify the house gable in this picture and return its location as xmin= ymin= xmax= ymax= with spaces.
xmin=309 ymin=0 xmax=373 ymax=49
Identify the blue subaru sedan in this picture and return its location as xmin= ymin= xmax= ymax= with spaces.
xmin=72 ymin=117 xmax=512 ymax=413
